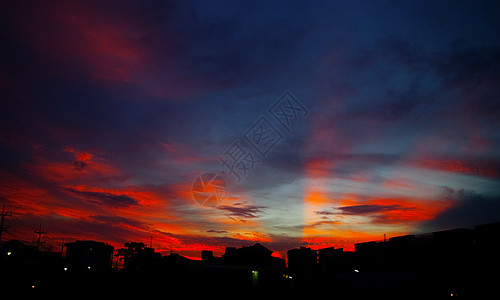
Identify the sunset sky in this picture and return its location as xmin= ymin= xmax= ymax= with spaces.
xmin=1 ymin=0 xmax=499 ymax=260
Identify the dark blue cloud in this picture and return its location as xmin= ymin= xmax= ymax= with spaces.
xmin=337 ymin=204 xmax=413 ymax=215
xmin=67 ymin=189 xmax=140 ymax=208
xmin=420 ymin=188 xmax=500 ymax=231
xmin=217 ymin=203 xmax=267 ymax=220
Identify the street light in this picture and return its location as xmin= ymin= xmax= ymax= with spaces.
xmin=252 ymin=270 xmax=258 ymax=287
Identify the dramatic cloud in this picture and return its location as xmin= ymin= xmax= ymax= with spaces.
xmin=420 ymin=188 xmax=500 ymax=231
xmin=1 ymin=0 xmax=498 ymax=258
xmin=206 ymin=230 xmax=228 ymax=234
xmin=337 ymin=204 xmax=413 ymax=215
xmin=67 ymin=189 xmax=140 ymax=208
xmin=314 ymin=210 xmax=336 ymax=215
xmin=91 ymin=215 xmax=146 ymax=229
xmin=216 ymin=203 xmax=267 ymax=220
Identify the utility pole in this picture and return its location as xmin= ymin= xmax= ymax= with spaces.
xmin=0 ymin=204 xmax=12 ymax=242
xmin=34 ymin=223 xmax=47 ymax=251
xmin=115 ymin=249 xmax=119 ymax=270
xmin=58 ymin=238 xmax=65 ymax=255
xmin=150 ymin=235 xmax=153 ymax=248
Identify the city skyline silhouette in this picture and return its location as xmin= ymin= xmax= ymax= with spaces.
xmin=1 ymin=0 xmax=499 ymax=295
xmin=1 ymin=221 xmax=499 ymax=296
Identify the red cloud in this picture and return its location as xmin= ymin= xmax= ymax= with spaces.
xmin=338 ymin=197 xmax=453 ymax=225
xmin=416 ymin=158 xmax=499 ymax=178
xmin=6 ymin=1 xmax=202 ymax=99
xmin=302 ymin=232 xmax=386 ymax=252
xmin=64 ymin=146 xmax=92 ymax=162
xmin=28 ymin=146 xmax=122 ymax=185
xmin=0 ymin=173 xmax=53 ymax=216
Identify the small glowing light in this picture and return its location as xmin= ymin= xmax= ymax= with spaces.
xmin=451 ymin=294 xmax=454 ymax=297
xmin=31 ymin=285 xmax=35 ymax=289
xmin=63 ymin=267 xmax=68 ymax=271
xmin=7 ymin=251 xmax=12 ymax=256
xmin=289 ymin=276 xmax=292 ymax=279
xmin=88 ymin=266 xmax=91 ymax=269
xmin=354 ymin=269 xmax=359 ymax=273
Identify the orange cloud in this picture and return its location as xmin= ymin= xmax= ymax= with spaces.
xmin=231 ymin=232 xmax=273 ymax=243
xmin=302 ymin=230 xmax=388 ymax=252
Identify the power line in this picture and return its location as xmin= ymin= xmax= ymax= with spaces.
xmin=9 ymin=215 xmax=33 ymax=231
xmin=2 ymin=231 xmax=28 ymax=243
xmin=4 ymin=216 xmax=35 ymax=242
xmin=4 ymin=215 xmax=60 ymax=250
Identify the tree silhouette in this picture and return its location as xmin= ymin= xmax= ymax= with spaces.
xmin=116 ymin=242 xmax=160 ymax=271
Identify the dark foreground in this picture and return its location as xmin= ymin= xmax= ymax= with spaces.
xmin=1 ymin=264 xmax=497 ymax=297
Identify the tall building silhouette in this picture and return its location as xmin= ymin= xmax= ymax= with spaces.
xmin=287 ymin=246 xmax=317 ymax=280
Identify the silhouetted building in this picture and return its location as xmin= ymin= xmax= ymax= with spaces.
xmin=65 ymin=240 xmax=113 ymax=272
xmin=474 ymin=222 xmax=500 ymax=253
xmin=201 ymin=250 xmax=214 ymax=263
xmin=161 ymin=252 xmax=197 ymax=279
xmin=1 ymin=239 xmax=37 ymax=259
xmin=473 ymin=222 xmax=500 ymax=296
xmin=287 ymin=246 xmax=317 ymax=280
xmin=318 ymin=247 xmax=355 ymax=275
xmin=355 ymin=240 xmax=387 ymax=271
xmin=2 ymin=222 xmax=499 ymax=294
xmin=222 ymin=243 xmax=273 ymax=266
xmin=475 ymin=222 xmax=500 ymax=268
xmin=388 ymin=234 xmax=417 ymax=271
xmin=1 ymin=239 xmax=63 ymax=291
xmin=200 ymin=243 xmax=285 ymax=289
xmin=352 ymin=227 xmax=486 ymax=295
